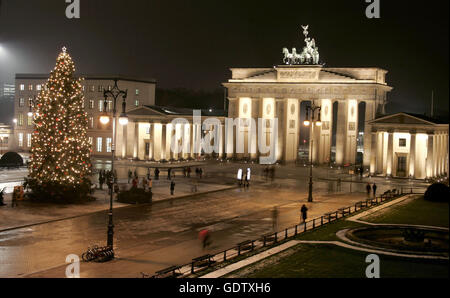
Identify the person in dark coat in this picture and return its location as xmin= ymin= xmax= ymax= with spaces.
xmin=366 ymin=183 xmax=372 ymax=197
xmin=372 ymin=183 xmax=378 ymax=198
xmin=0 ymin=188 xmax=6 ymax=206
xmin=128 ymin=170 xmax=133 ymax=184
xmin=170 ymin=181 xmax=176 ymax=196
xmin=154 ymin=168 xmax=160 ymax=180
xmin=301 ymin=204 xmax=308 ymax=223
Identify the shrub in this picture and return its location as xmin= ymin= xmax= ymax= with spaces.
xmin=25 ymin=178 xmax=95 ymax=204
xmin=0 ymin=152 xmax=24 ymax=167
xmin=118 ymin=188 xmax=152 ymax=204
xmin=424 ymin=183 xmax=450 ymax=202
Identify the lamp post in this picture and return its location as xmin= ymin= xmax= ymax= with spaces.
xmin=304 ymin=103 xmax=322 ymax=202
xmin=100 ymin=79 xmax=128 ymax=252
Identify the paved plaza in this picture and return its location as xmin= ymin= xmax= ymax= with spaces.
xmin=0 ymin=161 xmax=429 ymax=278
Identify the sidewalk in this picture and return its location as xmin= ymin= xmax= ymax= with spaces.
xmin=0 ymin=179 xmax=235 ymax=232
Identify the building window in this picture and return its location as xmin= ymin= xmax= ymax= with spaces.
xmin=136 ymin=89 xmax=140 ymax=95
xmin=28 ymin=115 xmax=33 ymax=126
xmin=97 ymin=137 xmax=103 ymax=153
xmin=89 ymin=117 xmax=94 ymax=129
xmin=146 ymin=126 xmax=151 ymax=135
xmin=27 ymin=133 xmax=32 ymax=148
xmin=82 ymin=85 xmax=86 ymax=92
xmin=28 ymin=84 xmax=33 ymax=91
xmin=90 ymin=86 xmax=95 ymax=92
xmin=98 ymin=85 xmax=104 ymax=92
xmin=399 ymin=138 xmax=407 ymax=147
xmin=81 ymin=100 xmax=85 ymax=109
xmin=89 ymin=100 xmax=94 ymax=109
xmin=19 ymin=98 xmax=25 ymax=107
xmin=89 ymin=137 xmax=93 ymax=146
xmin=106 ymin=138 xmax=112 ymax=153
xmin=18 ymin=133 xmax=23 ymax=147
xmin=18 ymin=113 xmax=24 ymax=126
xmin=20 ymin=84 xmax=25 ymax=91
xmin=99 ymin=100 xmax=104 ymax=112
xmin=107 ymin=100 xmax=112 ymax=112
xmin=36 ymin=85 xmax=42 ymax=91
xmin=135 ymin=99 xmax=140 ymax=107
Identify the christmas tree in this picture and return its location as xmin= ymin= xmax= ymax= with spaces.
xmin=28 ymin=47 xmax=92 ymax=202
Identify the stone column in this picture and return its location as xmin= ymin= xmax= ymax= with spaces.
xmin=161 ymin=124 xmax=167 ymax=160
xmin=386 ymin=131 xmax=394 ymax=177
xmin=133 ymin=122 xmax=139 ymax=159
xmin=318 ymin=99 xmax=332 ymax=165
xmin=335 ymin=100 xmax=347 ymax=165
xmin=344 ymin=100 xmax=358 ymax=165
xmin=370 ymin=131 xmax=377 ymax=175
xmin=409 ymin=132 xmax=416 ymax=178
xmin=426 ymin=132 xmax=434 ymax=178
xmin=149 ymin=123 xmax=154 ymax=160
xmin=363 ymin=101 xmax=375 ymax=169
xmin=377 ymin=132 xmax=384 ymax=175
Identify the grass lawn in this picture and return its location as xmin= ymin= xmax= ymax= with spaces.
xmin=241 ymin=244 xmax=449 ymax=278
xmin=225 ymin=196 xmax=449 ymax=278
xmin=362 ymin=196 xmax=449 ymax=228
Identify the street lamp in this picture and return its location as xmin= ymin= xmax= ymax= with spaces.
xmin=102 ymin=79 xmax=128 ymax=254
xmin=304 ymin=103 xmax=322 ymax=202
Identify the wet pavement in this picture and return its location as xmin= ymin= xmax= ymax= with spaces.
xmin=0 ymin=161 xmax=428 ymax=278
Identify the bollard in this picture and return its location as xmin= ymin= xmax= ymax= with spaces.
xmin=191 ymin=262 xmax=195 ymax=274
xmin=295 ymin=225 xmax=298 ymax=236
xmin=304 ymin=222 xmax=307 ymax=232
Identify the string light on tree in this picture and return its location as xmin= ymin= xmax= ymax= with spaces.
xmin=28 ymin=47 xmax=92 ymax=190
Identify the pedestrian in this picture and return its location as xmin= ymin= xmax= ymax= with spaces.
xmin=373 ymin=183 xmax=378 ymax=198
xmin=170 ymin=180 xmax=176 ymax=196
xmin=237 ymin=169 xmax=243 ymax=186
xmin=271 ymin=207 xmax=279 ymax=231
xmin=337 ymin=178 xmax=342 ymax=192
xmin=245 ymin=172 xmax=250 ymax=188
xmin=0 ymin=188 xmax=6 ymax=206
xmin=155 ymin=168 xmax=160 ymax=180
xmin=147 ymin=168 xmax=151 ymax=180
xmin=99 ymin=171 xmax=105 ymax=190
xmin=148 ymin=178 xmax=153 ymax=193
xmin=113 ymin=170 xmax=118 ymax=184
xmin=114 ymin=183 xmax=119 ymax=195
xmin=301 ymin=204 xmax=308 ymax=223
xmin=187 ymin=167 xmax=192 ymax=178
xmin=11 ymin=187 xmax=18 ymax=208
xmin=199 ymin=229 xmax=211 ymax=249
xmin=142 ymin=177 xmax=148 ymax=191
xmin=128 ymin=170 xmax=132 ymax=184
xmin=183 ymin=167 xmax=187 ymax=178
xmin=132 ymin=177 xmax=138 ymax=189
xmin=366 ymin=183 xmax=372 ymax=197
xmin=134 ymin=170 xmax=138 ymax=179
xmin=168 ymin=168 xmax=172 ymax=180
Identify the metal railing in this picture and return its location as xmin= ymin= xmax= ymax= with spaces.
xmin=145 ymin=188 xmax=423 ymax=278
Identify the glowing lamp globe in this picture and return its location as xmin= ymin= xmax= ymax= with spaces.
xmin=28 ymin=112 xmax=33 ymax=117
xmin=100 ymin=115 xmax=110 ymax=125
xmin=303 ymin=120 xmax=310 ymax=127
xmin=119 ymin=115 xmax=129 ymax=126
xmin=316 ymin=121 xmax=322 ymax=127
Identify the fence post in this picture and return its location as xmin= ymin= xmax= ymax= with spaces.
xmin=238 ymin=245 xmax=241 ymax=256
xmin=191 ymin=262 xmax=195 ymax=274
xmin=285 ymin=229 xmax=288 ymax=239
xmin=251 ymin=241 xmax=254 ymax=251
xmin=274 ymin=232 xmax=278 ymax=243
xmin=321 ymin=216 xmax=324 ymax=226
xmin=295 ymin=225 xmax=298 ymax=236
xmin=313 ymin=219 xmax=316 ymax=229
xmin=224 ymin=251 xmax=227 ymax=262
xmin=263 ymin=236 xmax=266 ymax=247
xmin=304 ymin=222 xmax=307 ymax=232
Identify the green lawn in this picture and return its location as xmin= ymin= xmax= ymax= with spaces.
xmin=362 ymin=196 xmax=449 ymax=228
xmin=241 ymin=244 xmax=449 ymax=278
xmin=226 ymin=196 xmax=449 ymax=278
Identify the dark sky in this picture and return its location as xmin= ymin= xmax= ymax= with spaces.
xmin=0 ymin=0 xmax=448 ymax=117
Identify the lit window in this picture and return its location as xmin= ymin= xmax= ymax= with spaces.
xmin=89 ymin=117 xmax=94 ymax=129
xmin=18 ymin=133 xmax=24 ymax=147
xmin=89 ymin=137 xmax=93 ymax=145
xmin=136 ymin=89 xmax=140 ymax=95
xmin=19 ymin=98 xmax=25 ymax=107
xmin=28 ymin=85 xmax=33 ymax=91
xmin=27 ymin=133 xmax=32 ymax=148
xmin=399 ymin=138 xmax=407 ymax=147
xmin=106 ymin=138 xmax=112 ymax=153
xmin=106 ymin=100 xmax=112 ymax=112
xmin=89 ymin=100 xmax=94 ymax=109
xmin=99 ymin=100 xmax=103 ymax=112
xmin=146 ymin=126 xmax=151 ymax=134
xmin=81 ymin=100 xmax=85 ymax=109
xmin=36 ymin=85 xmax=42 ymax=91
xmin=82 ymin=86 xmax=86 ymax=92
xmin=135 ymin=99 xmax=140 ymax=107
xmin=98 ymin=86 xmax=104 ymax=92
xmin=20 ymin=84 xmax=25 ymax=91
xmin=18 ymin=113 xmax=24 ymax=126
xmin=90 ymin=86 xmax=95 ymax=92
xmin=28 ymin=115 xmax=33 ymax=126
xmin=97 ymin=137 xmax=103 ymax=153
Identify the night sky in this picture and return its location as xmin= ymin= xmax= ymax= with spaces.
xmin=0 ymin=0 xmax=448 ymax=118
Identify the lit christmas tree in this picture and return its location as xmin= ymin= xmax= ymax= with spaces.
xmin=28 ymin=47 xmax=92 ymax=201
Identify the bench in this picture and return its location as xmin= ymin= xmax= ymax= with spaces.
xmin=237 ymin=240 xmax=254 ymax=254
xmin=324 ymin=212 xmax=338 ymax=221
xmin=192 ymin=254 xmax=216 ymax=270
xmin=338 ymin=207 xmax=351 ymax=216
xmin=153 ymin=265 xmax=183 ymax=278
